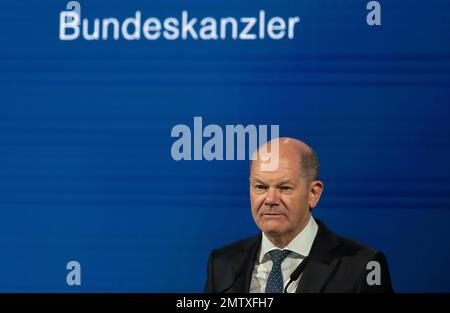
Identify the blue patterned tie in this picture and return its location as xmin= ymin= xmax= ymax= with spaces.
xmin=265 ymin=249 xmax=291 ymax=293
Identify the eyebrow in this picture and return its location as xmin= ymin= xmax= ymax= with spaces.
xmin=250 ymin=177 xmax=266 ymax=185
xmin=250 ymin=176 xmax=294 ymax=186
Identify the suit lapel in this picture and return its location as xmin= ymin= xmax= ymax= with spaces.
xmin=296 ymin=219 xmax=341 ymax=293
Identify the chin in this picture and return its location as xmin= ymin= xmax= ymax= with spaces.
xmin=260 ymin=222 xmax=287 ymax=236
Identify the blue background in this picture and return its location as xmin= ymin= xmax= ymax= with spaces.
xmin=0 ymin=0 xmax=450 ymax=292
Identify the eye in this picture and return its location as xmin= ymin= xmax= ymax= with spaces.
xmin=279 ymin=186 xmax=293 ymax=192
xmin=254 ymin=184 xmax=268 ymax=191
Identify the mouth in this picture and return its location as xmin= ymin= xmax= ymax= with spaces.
xmin=261 ymin=213 xmax=284 ymax=218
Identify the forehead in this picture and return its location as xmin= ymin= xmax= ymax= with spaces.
xmin=251 ymin=155 xmax=301 ymax=183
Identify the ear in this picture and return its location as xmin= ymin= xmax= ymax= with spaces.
xmin=308 ymin=180 xmax=324 ymax=210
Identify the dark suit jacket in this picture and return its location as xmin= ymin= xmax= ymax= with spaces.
xmin=204 ymin=219 xmax=393 ymax=293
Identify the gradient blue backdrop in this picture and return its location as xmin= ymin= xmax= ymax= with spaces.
xmin=0 ymin=0 xmax=449 ymax=292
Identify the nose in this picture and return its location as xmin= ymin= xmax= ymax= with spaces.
xmin=264 ymin=187 xmax=280 ymax=206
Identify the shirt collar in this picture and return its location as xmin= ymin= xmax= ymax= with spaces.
xmin=259 ymin=216 xmax=318 ymax=263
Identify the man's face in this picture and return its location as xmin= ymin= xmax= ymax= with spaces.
xmin=249 ymin=153 xmax=314 ymax=239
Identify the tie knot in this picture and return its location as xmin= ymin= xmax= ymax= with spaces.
xmin=269 ymin=249 xmax=291 ymax=265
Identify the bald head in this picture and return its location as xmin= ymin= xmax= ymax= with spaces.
xmin=251 ymin=137 xmax=319 ymax=182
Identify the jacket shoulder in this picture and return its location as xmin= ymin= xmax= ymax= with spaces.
xmin=314 ymin=219 xmax=380 ymax=260
xmin=334 ymin=234 xmax=379 ymax=258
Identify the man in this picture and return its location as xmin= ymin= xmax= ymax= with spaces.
xmin=204 ymin=137 xmax=393 ymax=293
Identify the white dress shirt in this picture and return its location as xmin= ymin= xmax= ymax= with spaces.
xmin=249 ymin=216 xmax=318 ymax=293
